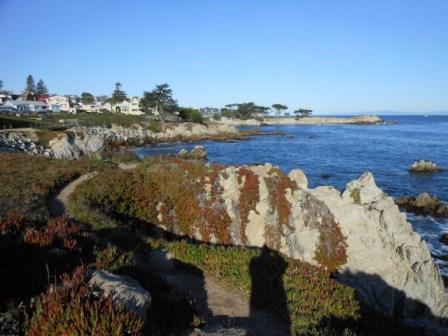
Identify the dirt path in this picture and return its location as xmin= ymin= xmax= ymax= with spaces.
xmin=149 ymin=250 xmax=291 ymax=336
xmin=48 ymin=166 xmax=291 ymax=335
xmin=48 ymin=162 xmax=138 ymax=218
xmin=48 ymin=173 xmax=97 ymax=218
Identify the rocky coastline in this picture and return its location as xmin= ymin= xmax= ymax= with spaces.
xmin=0 ymin=122 xmax=255 ymax=160
xmin=214 ymin=115 xmax=384 ymax=126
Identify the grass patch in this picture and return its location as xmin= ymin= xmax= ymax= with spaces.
xmin=47 ymin=112 xmax=149 ymax=128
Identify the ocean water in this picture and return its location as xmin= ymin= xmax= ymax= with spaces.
xmin=133 ymin=116 xmax=448 ymax=274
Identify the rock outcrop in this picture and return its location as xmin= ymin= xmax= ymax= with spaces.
xmin=89 ymin=270 xmax=151 ymax=321
xmin=396 ymin=193 xmax=448 ymax=218
xmin=410 ymin=160 xmax=441 ymax=172
xmin=130 ymin=162 xmax=448 ymax=323
xmin=177 ymin=145 xmax=208 ymax=160
xmin=213 ymin=115 xmax=383 ymax=126
xmin=0 ymin=132 xmax=51 ymax=157
xmin=0 ymin=122 xmax=239 ymax=160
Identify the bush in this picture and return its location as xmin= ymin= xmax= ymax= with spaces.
xmin=27 ymin=266 xmax=144 ymax=336
xmin=0 ymin=213 xmax=89 ymax=309
xmin=95 ymin=244 xmax=135 ymax=272
xmin=178 ymin=108 xmax=204 ymax=124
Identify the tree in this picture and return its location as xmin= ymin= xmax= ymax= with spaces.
xmin=141 ymin=83 xmax=177 ymax=122
xmin=25 ymin=75 xmax=36 ymax=94
xmin=222 ymin=102 xmax=270 ymax=119
xmin=0 ymin=80 xmax=3 ymax=90
xmin=294 ymin=108 xmax=313 ymax=118
xmin=111 ymin=82 xmax=127 ymax=104
xmin=81 ymin=92 xmax=95 ymax=105
xmin=272 ymin=104 xmax=288 ymax=117
xmin=36 ymin=79 xmax=48 ymax=96
xmin=178 ymin=107 xmax=203 ymax=123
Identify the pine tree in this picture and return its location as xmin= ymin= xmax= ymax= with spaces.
xmin=26 ymin=75 xmax=36 ymax=93
xmin=111 ymin=82 xmax=127 ymax=104
xmin=36 ymin=79 xmax=48 ymax=96
xmin=0 ymin=80 xmax=3 ymax=90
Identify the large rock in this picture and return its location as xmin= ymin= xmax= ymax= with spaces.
xmin=49 ymin=134 xmax=81 ymax=159
xmin=89 ymin=270 xmax=151 ymax=320
xmin=142 ymin=162 xmax=448 ymax=324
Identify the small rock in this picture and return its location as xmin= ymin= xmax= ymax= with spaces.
xmin=288 ymin=169 xmax=308 ymax=189
xmin=177 ymin=146 xmax=208 ymax=160
xmin=191 ymin=145 xmax=207 ymax=160
xmin=410 ymin=160 xmax=441 ymax=173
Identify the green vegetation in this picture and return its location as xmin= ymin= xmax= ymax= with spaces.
xmin=272 ymin=103 xmax=288 ymax=116
xmin=0 ymin=111 xmax=157 ymax=130
xmin=295 ymin=108 xmax=313 ymax=118
xmin=81 ymin=92 xmax=95 ymax=104
xmin=178 ymin=107 xmax=204 ymax=123
xmin=221 ymin=102 xmax=270 ymax=119
xmin=36 ymin=79 xmax=48 ymax=96
xmin=46 ymin=112 xmax=150 ymax=128
xmin=111 ymin=82 xmax=127 ymax=104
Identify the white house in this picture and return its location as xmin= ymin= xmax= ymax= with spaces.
xmin=101 ymin=102 xmax=112 ymax=112
xmin=0 ymin=90 xmax=13 ymax=104
xmin=14 ymin=99 xmax=48 ymax=113
xmin=0 ymin=100 xmax=17 ymax=113
xmin=113 ymin=97 xmax=143 ymax=115
xmin=81 ymin=101 xmax=102 ymax=113
xmin=47 ymin=95 xmax=74 ymax=113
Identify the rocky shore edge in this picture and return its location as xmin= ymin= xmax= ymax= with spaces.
xmin=0 ymin=122 xmax=257 ymax=160
xmin=213 ymin=115 xmax=384 ymax=126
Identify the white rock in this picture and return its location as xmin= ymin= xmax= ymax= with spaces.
xmin=89 ymin=270 xmax=151 ymax=320
xmin=288 ymin=169 xmax=308 ymax=189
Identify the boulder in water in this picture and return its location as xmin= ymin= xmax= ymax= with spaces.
xmin=396 ymin=193 xmax=448 ymax=218
xmin=177 ymin=145 xmax=208 ymax=160
xmin=410 ymin=160 xmax=441 ymax=173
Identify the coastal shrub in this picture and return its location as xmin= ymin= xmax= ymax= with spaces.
xmin=265 ymin=168 xmax=297 ymax=227
xmin=178 ymin=107 xmax=204 ymax=124
xmin=27 ymin=266 xmax=144 ymax=336
xmin=94 ymin=244 xmax=136 ymax=271
xmin=314 ymin=215 xmax=348 ymax=273
xmin=237 ymin=167 xmax=260 ymax=244
xmin=47 ymin=112 xmax=147 ymax=128
xmin=0 ymin=213 xmax=89 ymax=312
xmin=23 ymin=217 xmax=85 ymax=251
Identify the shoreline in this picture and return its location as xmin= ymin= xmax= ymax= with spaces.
xmin=212 ymin=115 xmax=384 ymax=126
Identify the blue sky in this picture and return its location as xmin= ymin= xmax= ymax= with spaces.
xmin=0 ymin=0 xmax=447 ymax=114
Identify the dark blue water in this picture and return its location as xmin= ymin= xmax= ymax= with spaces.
xmin=133 ymin=116 xmax=448 ymax=273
